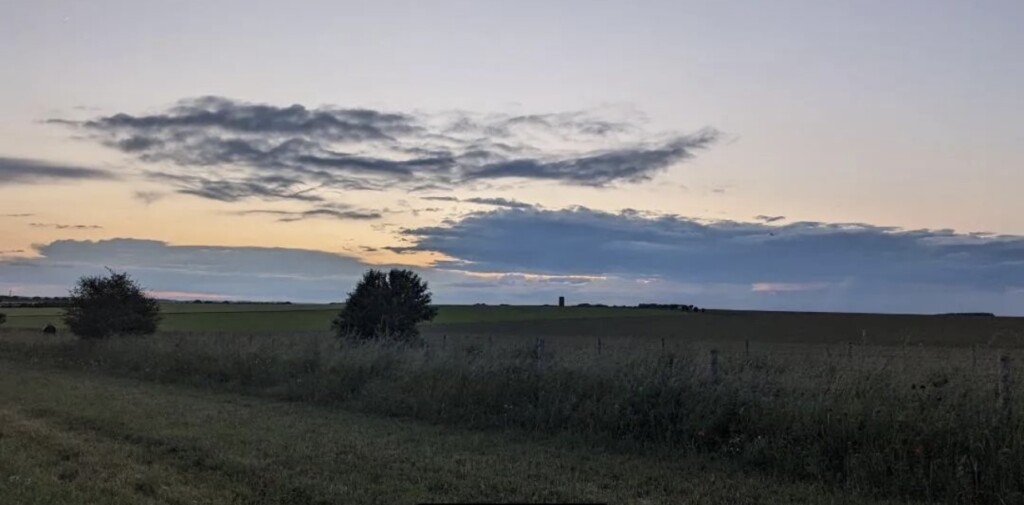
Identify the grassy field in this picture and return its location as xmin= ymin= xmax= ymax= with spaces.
xmin=4 ymin=303 xmax=1024 ymax=348
xmin=4 ymin=304 xmax=1024 ymax=503
xmin=1 ymin=326 xmax=1023 ymax=504
xmin=0 ymin=361 xmax=908 ymax=505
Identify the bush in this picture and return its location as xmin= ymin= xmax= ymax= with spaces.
xmin=332 ymin=269 xmax=437 ymax=342
xmin=62 ymin=269 xmax=161 ymax=339
xmin=0 ymin=313 xmax=6 ymax=326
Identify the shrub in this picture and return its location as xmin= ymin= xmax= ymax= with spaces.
xmin=0 ymin=313 xmax=6 ymax=326
xmin=62 ymin=269 xmax=161 ymax=339
xmin=332 ymin=269 xmax=437 ymax=342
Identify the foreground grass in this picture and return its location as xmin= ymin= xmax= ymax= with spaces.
xmin=0 ymin=361 xmax=906 ymax=505
xmin=2 ymin=331 xmax=1021 ymax=503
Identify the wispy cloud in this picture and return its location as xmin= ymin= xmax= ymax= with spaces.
xmin=755 ymin=215 xmax=786 ymax=223
xmin=51 ymin=96 xmax=717 ymax=203
xmin=417 ymin=195 xmax=534 ymax=209
xmin=463 ymin=197 xmax=535 ymax=209
xmin=29 ymin=223 xmax=103 ymax=230
xmin=134 ymin=191 xmax=165 ymax=204
xmin=236 ymin=205 xmax=382 ymax=222
xmin=0 ymin=156 xmax=113 ymax=185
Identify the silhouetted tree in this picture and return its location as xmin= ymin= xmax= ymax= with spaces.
xmin=63 ymin=269 xmax=160 ymax=339
xmin=333 ymin=269 xmax=438 ymax=342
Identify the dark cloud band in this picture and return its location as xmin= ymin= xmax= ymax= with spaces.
xmin=52 ymin=97 xmax=716 ymax=202
xmin=0 ymin=157 xmax=114 ymax=185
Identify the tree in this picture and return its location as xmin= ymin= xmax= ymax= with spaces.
xmin=0 ymin=313 xmax=6 ymax=326
xmin=63 ymin=269 xmax=161 ymax=339
xmin=333 ymin=269 xmax=438 ymax=341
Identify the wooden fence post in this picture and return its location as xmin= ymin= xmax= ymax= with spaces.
xmin=972 ymin=344 xmax=977 ymax=370
xmin=847 ymin=342 xmax=853 ymax=360
xmin=535 ymin=337 xmax=545 ymax=368
xmin=744 ymin=339 xmax=750 ymax=360
xmin=661 ymin=337 xmax=665 ymax=353
xmin=442 ymin=334 xmax=447 ymax=351
xmin=710 ymin=349 xmax=720 ymax=383
xmin=597 ymin=336 xmax=602 ymax=356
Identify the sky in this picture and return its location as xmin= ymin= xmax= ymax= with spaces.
xmin=1 ymin=0 xmax=1023 ymax=314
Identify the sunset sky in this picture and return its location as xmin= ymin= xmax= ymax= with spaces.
xmin=2 ymin=1 xmax=1023 ymax=313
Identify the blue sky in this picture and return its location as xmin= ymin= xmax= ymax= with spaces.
xmin=1 ymin=1 xmax=1023 ymax=313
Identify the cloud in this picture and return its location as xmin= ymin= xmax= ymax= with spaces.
xmin=236 ymin=206 xmax=382 ymax=222
xmin=463 ymin=197 xmax=536 ymax=209
xmin=2 ymin=213 xmax=34 ymax=218
xmin=755 ymin=215 xmax=786 ymax=223
xmin=462 ymin=132 xmax=718 ymax=186
xmin=417 ymin=195 xmax=534 ymax=209
xmin=0 ymin=249 xmax=24 ymax=255
xmin=134 ymin=191 xmax=165 ymax=204
xmin=399 ymin=207 xmax=1024 ymax=314
xmin=0 ymin=156 xmax=113 ymax=185
xmin=0 ymin=238 xmax=373 ymax=302
xmin=0 ymin=238 xmax=518 ymax=304
xmin=148 ymin=173 xmax=325 ymax=202
xmin=6 ymin=227 xmax=1024 ymax=313
xmin=52 ymin=97 xmax=717 ymax=202
xmin=29 ymin=223 xmax=103 ymax=230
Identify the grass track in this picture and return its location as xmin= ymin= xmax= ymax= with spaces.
xmin=0 ymin=361 xmax=910 ymax=505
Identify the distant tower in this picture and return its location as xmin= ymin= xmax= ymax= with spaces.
xmin=558 ymin=296 xmax=565 ymax=307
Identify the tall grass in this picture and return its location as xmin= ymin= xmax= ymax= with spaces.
xmin=0 ymin=329 xmax=1021 ymax=503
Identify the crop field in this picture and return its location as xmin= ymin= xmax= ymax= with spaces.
xmin=6 ymin=302 xmax=1024 ymax=348
xmin=1 ymin=303 xmax=678 ymax=333
xmin=3 ymin=306 xmax=1024 ymax=503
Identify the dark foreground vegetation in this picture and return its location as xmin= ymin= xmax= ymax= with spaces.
xmin=0 ymin=361 xmax=909 ymax=504
xmin=0 ymin=330 xmax=1020 ymax=504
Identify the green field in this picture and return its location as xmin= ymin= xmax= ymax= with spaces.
xmin=0 ymin=303 xmax=682 ymax=333
xmin=5 ymin=303 xmax=1024 ymax=349
xmin=4 ymin=304 xmax=1024 ymax=503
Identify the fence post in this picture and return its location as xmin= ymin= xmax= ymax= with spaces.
xmin=661 ymin=337 xmax=665 ymax=353
xmin=847 ymin=342 xmax=853 ymax=360
xmin=998 ymin=354 xmax=1012 ymax=419
xmin=972 ymin=344 xmax=977 ymax=370
xmin=442 ymin=334 xmax=447 ymax=351
xmin=488 ymin=335 xmax=493 ymax=353
xmin=597 ymin=336 xmax=602 ymax=356
xmin=710 ymin=349 xmax=720 ymax=383
xmin=745 ymin=339 xmax=750 ymax=360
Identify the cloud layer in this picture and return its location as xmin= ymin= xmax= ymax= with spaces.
xmin=0 ymin=238 xmax=578 ymax=304
xmin=4 ymin=217 xmax=1024 ymax=314
xmin=400 ymin=207 xmax=1024 ymax=313
xmin=53 ymin=97 xmax=716 ymax=204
